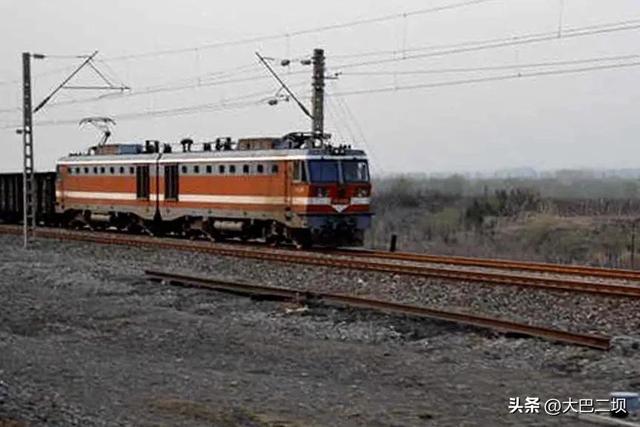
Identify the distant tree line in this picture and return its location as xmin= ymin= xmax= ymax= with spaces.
xmin=368 ymin=174 xmax=640 ymax=268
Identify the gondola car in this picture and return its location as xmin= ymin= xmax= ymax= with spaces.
xmin=0 ymin=172 xmax=57 ymax=225
xmin=54 ymin=132 xmax=372 ymax=247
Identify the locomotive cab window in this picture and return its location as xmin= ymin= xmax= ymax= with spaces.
xmin=342 ymin=160 xmax=370 ymax=183
xmin=308 ymin=160 xmax=338 ymax=183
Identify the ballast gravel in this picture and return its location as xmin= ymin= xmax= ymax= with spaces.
xmin=1 ymin=234 xmax=640 ymax=426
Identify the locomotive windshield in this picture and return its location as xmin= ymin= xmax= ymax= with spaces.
xmin=307 ymin=159 xmax=370 ymax=183
xmin=308 ymin=160 xmax=339 ymax=183
xmin=342 ymin=160 xmax=369 ymax=183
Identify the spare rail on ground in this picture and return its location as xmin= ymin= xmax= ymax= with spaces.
xmin=144 ymin=269 xmax=612 ymax=351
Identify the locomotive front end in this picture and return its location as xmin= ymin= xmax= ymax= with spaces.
xmin=288 ymin=146 xmax=373 ymax=247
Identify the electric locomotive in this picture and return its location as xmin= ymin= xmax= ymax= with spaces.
xmin=54 ymin=132 xmax=372 ymax=247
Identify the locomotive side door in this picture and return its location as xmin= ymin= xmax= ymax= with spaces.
xmin=283 ymin=160 xmax=293 ymax=223
xmin=135 ymin=164 xmax=153 ymax=219
xmin=158 ymin=163 xmax=180 ymax=219
xmin=287 ymin=160 xmax=308 ymax=218
xmin=55 ymin=164 xmax=65 ymax=214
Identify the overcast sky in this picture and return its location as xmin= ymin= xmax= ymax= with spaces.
xmin=2 ymin=0 xmax=640 ymax=175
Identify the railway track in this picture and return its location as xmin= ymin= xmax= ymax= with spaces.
xmin=332 ymin=248 xmax=640 ymax=281
xmin=3 ymin=224 xmax=640 ymax=299
xmin=145 ymin=269 xmax=612 ymax=350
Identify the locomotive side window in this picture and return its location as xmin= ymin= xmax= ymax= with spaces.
xmin=100 ymin=167 xmax=105 ymax=174
xmin=293 ymin=161 xmax=307 ymax=182
xmin=93 ymin=167 xmax=98 ymax=174
xmin=308 ymin=160 xmax=338 ymax=183
xmin=256 ymin=164 xmax=264 ymax=174
xmin=271 ymin=164 xmax=279 ymax=174
xmin=109 ymin=167 xmax=115 ymax=174
xmin=193 ymin=165 xmax=200 ymax=174
xmin=75 ymin=167 xmax=81 ymax=174
xmin=129 ymin=167 xmax=134 ymax=174
xmin=242 ymin=164 xmax=250 ymax=174
xmin=119 ymin=166 xmax=125 ymax=174
xmin=181 ymin=165 xmax=187 ymax=174
xmin=84 ymin=167 xmax=89 ymax=174
xmin=219 ymin=165 xmax=226 ymax=174
xmin=342 ymin=160 xmax=370 ymax=183
xmin=206 ymin=165 xmax=212 ymax=174
xmin=229 ymin=165 xmax=236 ymax=174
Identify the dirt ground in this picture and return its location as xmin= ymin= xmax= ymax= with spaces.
xmin=1 ymin=234 xmax=639 ymax=426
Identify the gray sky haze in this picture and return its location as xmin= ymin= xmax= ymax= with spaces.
xmin=1 ymin=0 xmax=640 ymax=175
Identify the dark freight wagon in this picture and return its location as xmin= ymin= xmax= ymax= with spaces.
xmin=0 ymin=172 xmax=57 ymax=224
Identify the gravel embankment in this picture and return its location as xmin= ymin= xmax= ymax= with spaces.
xmin=1 ymin=234 xmax=639 ymax=426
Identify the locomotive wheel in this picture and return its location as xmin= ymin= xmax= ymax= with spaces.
xmin=291 ymin=229 xmax=312 ymax=249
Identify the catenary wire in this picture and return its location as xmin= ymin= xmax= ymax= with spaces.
xmin=340 ymin=53 xmax=640 ymax=75
xmin=330 ymin=60 xmax=640 ymax=97
xmin=332 ymin=20 xmax=640 ymax=70
xmin=100 ymin=0 xmax=496 ymax=62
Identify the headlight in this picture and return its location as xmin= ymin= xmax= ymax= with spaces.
xmin=357 ymin=188 xmax=369 ymax=197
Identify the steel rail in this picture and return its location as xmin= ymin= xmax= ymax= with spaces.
xmin=328 ymin=249 xmax=640 ymax=281
xmin=144 ymin=269 xmax=612 ymax=350
xmin=3 ymin=225 xmax=640 ymax=299
xmin=331 ymin=248 xmax=640 ymax=281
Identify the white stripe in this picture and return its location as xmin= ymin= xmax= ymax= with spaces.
xmin=351 ymin=197 xmax=371 ymax=205
xmin=57 ymin=155 xmax=367 ymax=166
xmin=58 ymin=191 xmax=137 ymax=200
xmin=160 ymin=155 xmax=367 ymax=164
xmin=291 ymin=197 xmax=331 ymax=205
xmin=179 ymin=195 xmax=285 ymax=204
xmin=57 ymin=159 xmax=157 ymax=166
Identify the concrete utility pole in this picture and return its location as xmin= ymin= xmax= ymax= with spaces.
xmin=17 ymin=50 xmax=126 ymax=249
xmin=311 ymin=48 xmax=325 ymax=139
